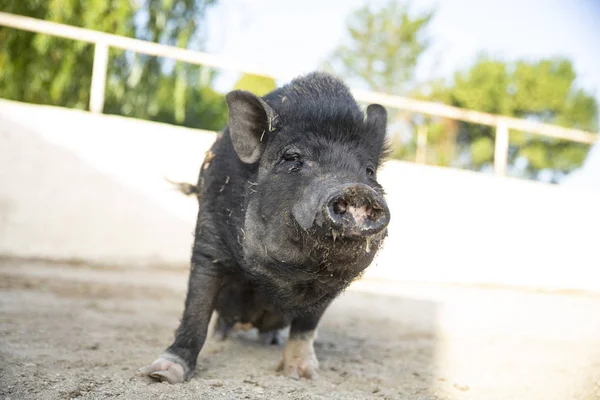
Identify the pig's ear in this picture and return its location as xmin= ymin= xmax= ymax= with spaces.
xmin=366 ymin=104 xmax=387 ymax=140
xmin=365 ymin=104 xmax=388 ymax=158
xmin=226 ymin=90 xmax=278 ymax=164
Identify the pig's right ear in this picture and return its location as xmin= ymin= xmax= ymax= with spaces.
xmin=226 ymin=90 xmax=279 ymax=164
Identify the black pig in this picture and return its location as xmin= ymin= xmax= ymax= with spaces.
xmin=140 ymin=72 xmax=390 ymax=383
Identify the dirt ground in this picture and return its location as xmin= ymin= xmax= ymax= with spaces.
xmin=1 ymin=258 xmax=599 ymax=400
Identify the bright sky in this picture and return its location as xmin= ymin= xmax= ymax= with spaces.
xmin=205 ymin=0 xmax=600 ymax=99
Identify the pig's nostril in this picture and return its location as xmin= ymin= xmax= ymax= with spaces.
xmin=366 ymin=203 xmax=384 ymax=220
xmin=333 ymin=198 xmax=347 ymax=215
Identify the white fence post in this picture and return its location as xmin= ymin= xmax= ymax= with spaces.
xmin=90 ymin=41 xmax=109 ymax=114
xmin=494 ymin=121 xmax=509 ymax=177
xmin=416 ymin=125 xmax=428 ymax=164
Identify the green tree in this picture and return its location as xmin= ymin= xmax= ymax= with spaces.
xmin=323 ymin=0 xmax=434 ymax=161
xmin=0 ymin=0 xmax=227 ymax=131
xmin=109 ymin=0 xmax=223 ymax=128
xmin=0 ymin=0 xmax=134 ymax=109
xmin=323 ymin=0 xmax=433 ymax=95
xmin=430 ymin=57 xmax=598 ymax=181
xmin=233 ymin=73 xmax=277 ymax=97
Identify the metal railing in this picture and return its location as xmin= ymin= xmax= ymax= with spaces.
xmin=0 ymin=11 xmax=597 ymax=177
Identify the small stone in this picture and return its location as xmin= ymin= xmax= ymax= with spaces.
xmin=454 ymin=383 xmax=470 ymax=391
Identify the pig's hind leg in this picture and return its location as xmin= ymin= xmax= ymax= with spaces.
xmin=214 ymin=314 xmax=234 ymax=340
xmin=255 ymin=308 xmax=289 ymax=346
xmin=259 ymin=329 xmax=283 ymax=345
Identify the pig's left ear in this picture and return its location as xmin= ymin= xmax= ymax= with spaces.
xmin=365 ymin=104 xmax=388 ymax=157
xmin=226 ymin=90 xmax=279 ymax=164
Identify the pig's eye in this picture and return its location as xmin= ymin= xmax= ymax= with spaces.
xmin=366 ymin=166 xmax=376 ymax=177
xmin=279 ymin=151 xmax=303 ymax=173
xmin=283 ymin=152 xmax=301 ymax=162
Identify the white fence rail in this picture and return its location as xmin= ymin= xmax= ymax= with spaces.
xmin=0 ymin=11 xmax=597 ymax=177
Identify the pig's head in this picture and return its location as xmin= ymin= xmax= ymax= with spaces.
xmin=226 ymin=73 xmax=390 ymax=301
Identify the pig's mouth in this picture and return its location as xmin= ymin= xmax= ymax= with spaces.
xmin=322 ymin=225 xmax=387 ymax=256
xmin=295 ymin=219 xmax=388 ymax=269
xmin=326 ymin=228 xmax=386 ymax=252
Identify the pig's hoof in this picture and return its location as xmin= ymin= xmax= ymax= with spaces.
xmin=138 ymin=353 xmax=190 ymax=384
xmin=214 ymin=316 xmax=233 ymax=341
xmin=259 ymin=330 xmax=282 ymax=346
xmin=277 ymin=337 xmax=319 ymax=379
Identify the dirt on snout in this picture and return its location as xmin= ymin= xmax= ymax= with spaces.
xmin=1 ymin=258 xmax=600 ymax=400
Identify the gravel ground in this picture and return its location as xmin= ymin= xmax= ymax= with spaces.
xmin=1 ymin=258 xmax=599 ymax=400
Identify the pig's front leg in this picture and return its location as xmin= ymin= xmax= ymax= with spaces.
xmin=278 ymin=303 xmax=329 ymax=379
xmin=139 ymin=265 xmax=223 ymax=383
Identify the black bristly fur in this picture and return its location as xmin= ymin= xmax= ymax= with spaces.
xmin=163 ymin=72 xmax=390 ymax=377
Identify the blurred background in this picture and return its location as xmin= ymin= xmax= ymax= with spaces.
xmin=1 ymin=1 xmax=599 ymax=399
xmin=1 ymin=0 xmax=599 ymax=184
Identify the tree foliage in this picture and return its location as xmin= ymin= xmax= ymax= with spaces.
xmin=0 ymin=0 xmax=134 ymax=109
xmin=430 ymin=57 xmax=598 ymax=180
xmin=323 ymin=0 xmax=433 ymax=95
xmin=233 ymin=74 xmax=277 ymax=97
xmin=322 ymin=0 xmax=434 ymax=162
xmin=324 ymin=0 xmax=597 ymax=181
xmin=0 ymin=0 xmax=227 ymax=131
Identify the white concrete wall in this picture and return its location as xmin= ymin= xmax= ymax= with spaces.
xmin=372 ymin=163 xmax=600 ymax=292
xmin=1 ymin=99 xmax=599 ymax=291
xmin=0 ymin=100 xmax=211 ymax=265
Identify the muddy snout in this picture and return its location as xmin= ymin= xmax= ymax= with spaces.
xmin=324 ymin=184 xmax=389 ymax=238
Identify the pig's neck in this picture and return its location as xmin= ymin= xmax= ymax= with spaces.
xmin=242 ymin=256 xmax=362 ymax=313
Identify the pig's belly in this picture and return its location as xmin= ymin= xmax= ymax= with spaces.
xmin=215 ymin=275 xmax=292 ymax=332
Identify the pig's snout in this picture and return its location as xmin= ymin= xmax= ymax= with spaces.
xmin=324 ymin=184 xmax=389 ymax=238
